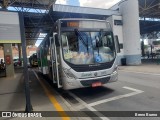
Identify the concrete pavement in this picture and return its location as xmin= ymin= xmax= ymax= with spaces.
xmin=1 ymin=64 xmax=160 ymax=120
xmin=0 ymin=69 xmax=78 ymax=120
xmin=119 ymin=64 xmax=160 ymax=74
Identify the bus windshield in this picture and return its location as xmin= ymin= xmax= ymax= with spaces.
xmin=61 ymin=31 xmax=116 ymax=65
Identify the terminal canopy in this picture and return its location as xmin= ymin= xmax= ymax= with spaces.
xmin=139 ymin=0 xmax=160 ymax=19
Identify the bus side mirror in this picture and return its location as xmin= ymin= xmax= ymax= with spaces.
xmin=53 ymin=33 xmax=60 ymax=47
xmin=114 ymin=35 xmax=120 ymax=53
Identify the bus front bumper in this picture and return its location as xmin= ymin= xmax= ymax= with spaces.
xmin=62 ymin=70 xmax=118 ymax=90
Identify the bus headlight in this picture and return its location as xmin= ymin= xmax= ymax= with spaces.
xmin=62 ymin=68 xmax=76 ymax=79
xmin=109 ymin=66 xmax=118 ymax=82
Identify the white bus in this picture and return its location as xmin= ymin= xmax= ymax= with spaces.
xmin=37 ymin=18 xmax=120 ymax=90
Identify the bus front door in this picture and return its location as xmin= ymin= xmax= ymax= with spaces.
xmin=50 ymin=36 xmax=62 ymax=88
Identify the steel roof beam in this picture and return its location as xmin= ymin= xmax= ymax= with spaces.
xmin=53 ymin=4 xmax=120 ymax=16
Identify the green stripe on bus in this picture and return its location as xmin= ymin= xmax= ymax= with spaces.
xmin=42 ymin=57 xmax=48 ymax=67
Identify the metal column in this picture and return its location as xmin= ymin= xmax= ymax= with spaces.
xmin=19 ymin=12 xmax=32 ymax=112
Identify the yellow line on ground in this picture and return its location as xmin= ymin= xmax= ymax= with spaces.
xmin=33 ymin=70 xmax=70 ymax=120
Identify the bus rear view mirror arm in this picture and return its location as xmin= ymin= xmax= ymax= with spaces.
xmin=114 ymin=35 xmax=121 ymax=53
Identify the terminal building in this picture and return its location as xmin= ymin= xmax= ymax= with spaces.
xmin=0 ymin=0 xmax=160 ymax=78
xmin=0 ymin=0 xmax=160 ymax=116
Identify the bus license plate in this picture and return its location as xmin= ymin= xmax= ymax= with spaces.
xmin=92 ymin=82 xmax=102 ymax=87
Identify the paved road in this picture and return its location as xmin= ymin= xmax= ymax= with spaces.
xmin=57 ymin=70 xmax=160 ymax=120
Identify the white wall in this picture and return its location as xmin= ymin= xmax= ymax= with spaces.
xmin=0 ymin=11 xmax=21 ymax=43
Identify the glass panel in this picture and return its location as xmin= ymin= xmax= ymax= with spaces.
xmin=61 ymin=31 xmax=115 ymax=65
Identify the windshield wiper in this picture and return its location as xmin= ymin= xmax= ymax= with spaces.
xmin=74 ymin=29 xmax=89 ymax=54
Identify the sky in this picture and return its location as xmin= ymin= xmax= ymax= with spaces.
xmin=55 ymin=0 xmax=121 ymax=9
